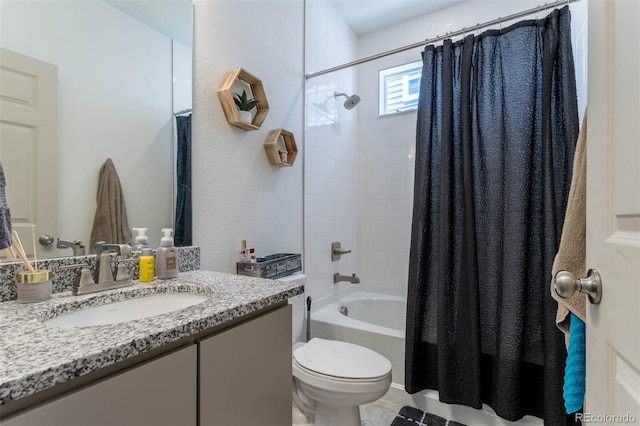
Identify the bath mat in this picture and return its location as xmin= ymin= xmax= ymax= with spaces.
xmin=390 ymin=406 xmax=466 ymax=426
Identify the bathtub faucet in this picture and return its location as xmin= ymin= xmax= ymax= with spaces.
xmin=334 ymin=273 xmax=360 ymax=284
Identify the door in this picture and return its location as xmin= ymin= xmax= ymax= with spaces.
xmin=0 ymin=48 xmax=58 ymax=258
xmin=585 ymin=0 xmax=640 ymax=423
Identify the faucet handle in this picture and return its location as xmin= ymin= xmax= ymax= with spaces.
xmin=115 ymin=258 xmax=136 ymax=282
xmin=59 ymin=263 xmax=95 ymax=291
xmin=118 ymin=244 xmax=133 ymax=258
xmin=331 ymin=242 xmax=352 ymax=261
xmin=58 ymin=263 xmax=87 ymax=269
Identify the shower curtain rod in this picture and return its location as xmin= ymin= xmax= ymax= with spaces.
xmin=305 ymin=0 xmax=579 ymax=80
xmin=174 ymin=108 xmax=192 ymax=115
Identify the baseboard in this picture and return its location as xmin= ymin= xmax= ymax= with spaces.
xmin=382 ymin=384 xmax=543 ymax=426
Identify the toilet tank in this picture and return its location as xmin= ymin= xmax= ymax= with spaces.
xmin=277 ymin=273 xmax=306 ymax=344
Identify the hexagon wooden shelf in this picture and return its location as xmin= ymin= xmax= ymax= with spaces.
xmin=264 ymin=129 xmax=298 ymax=167
xmin=217 ymin=68 xmax=269 ymax=131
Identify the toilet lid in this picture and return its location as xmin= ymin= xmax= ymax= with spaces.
xmin=293 ymin=338 xmax=391 ymax=379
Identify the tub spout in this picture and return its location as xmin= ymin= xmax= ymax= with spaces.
xmin=334 ymin=273 xmax=360 ymax=284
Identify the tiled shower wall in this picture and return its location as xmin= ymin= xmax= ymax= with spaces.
xmin=304 ymin=0 xmax=359 ymax=302
xmin=306 ymin=0 xmax=588 ymax=298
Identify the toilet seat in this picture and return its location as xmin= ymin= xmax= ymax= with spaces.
xmin=292 ymin=356 xmax=392 ymax=408
xmin=292 ymin=358 xmax=390 ymax=385
xmin=293 ymin=338 xmax=391 ymax=380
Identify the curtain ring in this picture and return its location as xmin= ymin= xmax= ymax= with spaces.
xmin=498 ymin=17 xmax=502 ymax=33
xmin=536 ymin=5 xmax=540 ymax=22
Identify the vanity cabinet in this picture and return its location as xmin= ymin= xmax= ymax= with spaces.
xmin=3 ymin=345 xmax=198 ymax=426
xmin=1 ymin=304 xmax=292 ymax=426
xmin=199 ymin=303 xmax=292 ymax=426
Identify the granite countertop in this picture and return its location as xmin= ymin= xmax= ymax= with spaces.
xmin=0 ymin=270 xmax=303 ymax=405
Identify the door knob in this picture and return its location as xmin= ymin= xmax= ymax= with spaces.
xmin=39 ymin=234 xmax=54 ymax=246
xmin=554 ymin=269 xmax=602 ymax=304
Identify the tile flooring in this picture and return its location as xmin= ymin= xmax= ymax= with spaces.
xmin=360 ymin=399 xmax=403 ymax=426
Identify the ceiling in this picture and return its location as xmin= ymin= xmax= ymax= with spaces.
xmin=330 ymin=0 xmax=466 ymax=35
xmin=102 ymin=0 xmax=466 ymax=48
xmin=104 ymin=0 xmax=192 ymax=46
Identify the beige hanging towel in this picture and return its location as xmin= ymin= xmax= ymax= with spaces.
xmin=89 ymin=158 xmax=132 ymax=253
xmin=550 ymin=110 xmax=587 ymax=344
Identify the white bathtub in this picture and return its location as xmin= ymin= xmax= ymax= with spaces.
xmin=311 ymin=288 xmax=406 ymax=385
xmin=336 ymin=297 xmax=406 ymax=333
xmin=310 ymin=285 xmax=542 ymax=426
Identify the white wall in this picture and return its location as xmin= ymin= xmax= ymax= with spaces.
xmin=173 ymin=41 xmax=193 ymax=114
xmin=192 ymin=0 xmax=304 ymax=273
xmin=1 ymin=0 xmax=175 ymax=250
xmin=304 ymin=0 xmax=359 ymax=302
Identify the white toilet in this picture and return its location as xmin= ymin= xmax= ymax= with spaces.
xmin=280 ymin=274 xmax=392 ymax=426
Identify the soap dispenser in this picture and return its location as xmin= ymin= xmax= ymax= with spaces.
xmin=132 ymin=228 xmax=150 ymax=252
xmin=156 ymin=228 xmax=178 ymax=279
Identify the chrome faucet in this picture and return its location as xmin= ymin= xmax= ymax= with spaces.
xmin=61 ymin=243 xmax=135 ymax=295
xmin=57 ymin=239 xmax=86 ymax=256
xmin=333 ymin=273 xmax=360 ymax=284
xmin=94 ymin=243 xmax=132 ymax=284
xmin=56 ymin=242 xmax=137 ymax=296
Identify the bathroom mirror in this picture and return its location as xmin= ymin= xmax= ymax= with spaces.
xmin=0 ymin=0 xmax=192 ymax=259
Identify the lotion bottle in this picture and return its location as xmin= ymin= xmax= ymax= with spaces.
xmin=239 ymin=240 xmax=249 ymax=262
xmin=139 ymin=247 xmax=155 ymax=282
xmin=156 ymin=228 xmax=178 ymax=279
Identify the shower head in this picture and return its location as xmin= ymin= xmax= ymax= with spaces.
xmin=334 ymin=91 xmax=361 ymax=110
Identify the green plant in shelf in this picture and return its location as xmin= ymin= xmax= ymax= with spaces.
xmin=233 ymin=89 xmax=260 ymax=111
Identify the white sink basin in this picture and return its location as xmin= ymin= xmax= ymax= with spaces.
xmin=44 ymin=293 xmax=210 ymax=328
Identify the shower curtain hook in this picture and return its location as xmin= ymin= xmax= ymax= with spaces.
xmin=499 ymin=16 xmax=502 ymax=33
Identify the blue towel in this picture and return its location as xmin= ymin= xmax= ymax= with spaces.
xmin=564 ymin=313 xmax=585 ymax=413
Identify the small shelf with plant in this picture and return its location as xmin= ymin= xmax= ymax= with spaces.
xmin=217 ymin=68 xmax=269 ymax=131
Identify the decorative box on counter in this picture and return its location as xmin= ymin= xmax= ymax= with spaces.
xmin=236 ymin=253 xmax=302 ymax=279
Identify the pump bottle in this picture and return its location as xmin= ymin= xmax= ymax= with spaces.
xmin=132 ymin=228 xmax=150 ymax=252
xmin=156 ymin=228 xmax=178 ymax=279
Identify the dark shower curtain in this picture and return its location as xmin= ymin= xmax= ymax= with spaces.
xmin=175 ymin=114 xmax=192 ymax=246
xmin=406 ymin=6 xmax=578 ymax=424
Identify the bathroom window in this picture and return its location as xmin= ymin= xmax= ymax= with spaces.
xmin=378 ymin=60 xmax=422 ymax=115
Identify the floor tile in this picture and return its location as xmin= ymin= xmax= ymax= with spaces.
xmin=360 ymin=399 xmax=402 ymax=426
